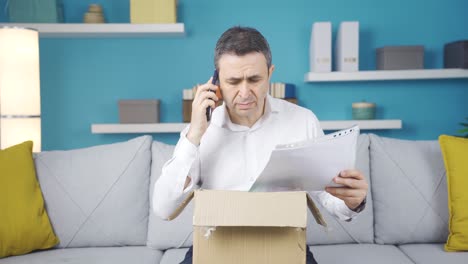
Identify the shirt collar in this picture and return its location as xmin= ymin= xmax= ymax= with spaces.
xmin=210 ymin=95 xmax=280 ymax=132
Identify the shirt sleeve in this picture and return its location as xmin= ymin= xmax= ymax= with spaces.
xmin=309 ymin=191 xmax=360 ymax=221
xmin=152 ymin=126 xmax=201 ymax=220
xmin=306 ymin=110 xmax=325 ymax=138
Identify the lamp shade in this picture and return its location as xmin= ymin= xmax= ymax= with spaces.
xmin=0 ymin=27 xmax=41 ymax=152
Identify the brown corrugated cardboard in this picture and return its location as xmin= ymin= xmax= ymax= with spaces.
xmin=193 ymin=226 xmax=305 ymax=264
xmin=168 ymin=190 xmax=327 ymax=264
xmin=194 ymin=190 xmax=307 ymax=227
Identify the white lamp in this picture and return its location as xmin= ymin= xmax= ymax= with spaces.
xmin=0 ymin=27 xmax=41 ymax=152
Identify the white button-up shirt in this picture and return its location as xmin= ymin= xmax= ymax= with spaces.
xmin=153 ymin=95 xmax=359 ymax=221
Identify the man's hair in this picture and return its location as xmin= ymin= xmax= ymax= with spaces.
xmin=214 ymin=26 xmax=272 ymax=71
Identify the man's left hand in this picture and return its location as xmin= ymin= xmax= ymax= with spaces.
xmin=325 ymin=169 xmax=368 ymax=211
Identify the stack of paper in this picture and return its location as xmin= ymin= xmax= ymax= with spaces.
xmin=250 ymin=125 xmax=360 ymax=192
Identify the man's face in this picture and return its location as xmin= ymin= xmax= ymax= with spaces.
xmin=218 ymin=52 xmax=274 ymax=127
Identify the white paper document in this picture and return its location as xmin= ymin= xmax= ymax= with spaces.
xmin=250 ymin=125 xmax=360 ymax=192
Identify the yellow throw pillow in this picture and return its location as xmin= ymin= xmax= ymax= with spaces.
xmin=439 ymin=135 xmax=468 ymax=252
xmin=0 ymin=141 xmax=59 ymax=258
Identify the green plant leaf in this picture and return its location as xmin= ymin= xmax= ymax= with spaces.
xmin=455 ymin=118 xmax=468 ymax=137
xmin=457 ymin=128 xmax=468 ymax=134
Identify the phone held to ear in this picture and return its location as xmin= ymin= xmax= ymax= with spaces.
xmin=206 ymin=70 xmax=219 ymax=121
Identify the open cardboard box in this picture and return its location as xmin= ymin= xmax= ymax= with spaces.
xmin=167 ymin=190 xmax=327 ymax=264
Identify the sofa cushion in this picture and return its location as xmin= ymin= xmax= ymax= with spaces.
xmin=34 ymin=136 xmax=152 ymax=248
xmin=159 ymin=244 xmax=415 ymax=264
xmin=439 ymin=135 xmax=468 ymax=251
xmin=159 ymin=248 xmax=190 ymax=264
xmin=307 ymin=134 xmax=374 ymax=245
xmin=313 ymin=244 xmax=414 ymax=264
xmin=399 ymin=244 xmax=468 ymax=264
xmin=369 ymin=134 xmax=449 ymax=244
xmin=0 ymin=246 xmax=163 ymax=264
xmin=0 ymin=141 xmax=59 ymax=258
xmin=147 ymin=141 xmax=194 ymax=250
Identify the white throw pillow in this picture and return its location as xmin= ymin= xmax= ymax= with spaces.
xmin=34 ymin=135 xmax=152 ymax=248
xmin=369 ymin=134 xmax=449 ymax=244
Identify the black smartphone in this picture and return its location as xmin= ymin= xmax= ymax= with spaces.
xmin=206 ymin=70 xmax=219 ymax=121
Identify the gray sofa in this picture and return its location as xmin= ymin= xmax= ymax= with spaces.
xmin=1 ymin=134 xmax=467 ymax=264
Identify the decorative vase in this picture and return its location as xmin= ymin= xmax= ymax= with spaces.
xmin=352 ymin=101 xmax=376 ymax=120
xmin=83 ymin=4 xmax=105 ymax=23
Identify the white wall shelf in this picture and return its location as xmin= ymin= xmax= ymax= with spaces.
xmin=91 ymin=120 xmax=402 ymax=134
xmin=320 ymin=119 xmax=402 ymax=130
xmin=0 ymin=23 xmax=185 ymax=38
xmin=304 ymin=69 xmax=468 ymax=82
xmin=92 ymin=123 xmax=188 ymax=134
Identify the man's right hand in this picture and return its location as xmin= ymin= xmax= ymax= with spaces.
xmin=186 ymin=77 xmax=219 ymax=146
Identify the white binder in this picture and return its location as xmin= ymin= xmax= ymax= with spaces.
xmin=310 ymin=22 xmax=332 ymax=72
xmin=336 ymin=21 xmax=360 ymax=72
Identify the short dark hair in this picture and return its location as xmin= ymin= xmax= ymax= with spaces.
xmin=214 ymin=26 xmax=272 ymax=71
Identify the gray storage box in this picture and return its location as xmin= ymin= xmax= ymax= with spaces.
xmin=444 ymin=40 xmax=468 ymax=69
xmin=119 ymin=99 xmax=160 ymax=123
xmin=376 ymin=46 xmax=424 ymax=70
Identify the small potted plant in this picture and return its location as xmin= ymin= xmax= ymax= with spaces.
xmin=457 ymin=117 xmax=468 ymax=138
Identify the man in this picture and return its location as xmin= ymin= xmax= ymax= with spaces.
xmin=153 ymin=26 xmax=368 ymax=264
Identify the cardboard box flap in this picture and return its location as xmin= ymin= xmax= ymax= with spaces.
xmin=166 ymin=191 xmax=194 ymax=221
xmin=306 ymin=194 xmax=327 ymax=227
xmin=167 ymin=190 xmax=327 ymax=228
xmin=193 ymin=190 xmax=308 ymax=228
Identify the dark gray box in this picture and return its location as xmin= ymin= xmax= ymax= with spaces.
xmin=444 ymin=40 xmax=468 ymax=69
xmin=119 ymin=99 xmax=160 ymax=123
xmin=376 ymin=46 xmax=424 ymax=70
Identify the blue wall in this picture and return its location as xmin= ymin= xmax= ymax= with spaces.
xmin=2 ymin=0 xmax=467 ymax=150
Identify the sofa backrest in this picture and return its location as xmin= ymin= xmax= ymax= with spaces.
xmin=34 ymin=135 xmax=152 ymax=248
xmin=369 ymin=134 xmax=449 ymax=245
xmin=147 ymin=141 xmax=193 ymax=250
xmin=147 ymin=134 xmax=374 ymax=250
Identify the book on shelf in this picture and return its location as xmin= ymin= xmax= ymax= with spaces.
xmin=284 ymin=98 xmax=298 ymax=104
xmin=182 ymin=87 xmax=195 ymax=122
xmin=269 ymin=82 xmax=296 ymax=101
